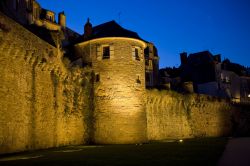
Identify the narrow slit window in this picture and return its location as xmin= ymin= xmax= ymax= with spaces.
xmin=136 ymin=75 xmax=141 ymax=84
xmin=96 ymin=74 xmax=100 ymax=82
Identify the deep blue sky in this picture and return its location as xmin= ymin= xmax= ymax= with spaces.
xmin=37 ymin=0 xmax=250 ymax=68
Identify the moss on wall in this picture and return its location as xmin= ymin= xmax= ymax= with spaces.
xmin=0 ymin=12 xmax=91 ymax=154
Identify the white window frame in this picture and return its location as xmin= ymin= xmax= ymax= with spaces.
xmin=96 ymin=44 xmax=114 ymax=60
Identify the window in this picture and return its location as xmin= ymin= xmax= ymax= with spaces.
xmin=29 ymin=0 xmax=32 ymax=8
xmin=14 ymin=0 xmax=19 ymax=11
xmin=136 ymin=75 xmax=141 ymax=84
xmin=97 ymin=44 xmax=113 ymax=60
xmin=135 ymin=48 xmax=140 ymax=61
xmin=102 ymin=46 xmax=110 ymax=59
xmin=132 ymin=46 xmax=141 ymax=61
xmin=26 ymin=0 xmax=32 ymax=9
xmin=149 ymin=60 xmax=153 ymax=68
xmin=35 ymin=8 xmax=39 ymax=19
xmin=95 ymin=74 xmax=100 ymax=82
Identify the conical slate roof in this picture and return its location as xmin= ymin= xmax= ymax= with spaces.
xmin=91 ymin=20 xmax=142 ymax=40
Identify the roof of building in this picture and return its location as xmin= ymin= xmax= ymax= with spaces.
xmin=86 ymin=20 xmax=143 ymax=41
xmin=188 ymin=51 xmax=215 ymax=65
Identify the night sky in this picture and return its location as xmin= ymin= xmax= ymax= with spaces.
xmin=37 ymin=0 xmax=250 ymax=68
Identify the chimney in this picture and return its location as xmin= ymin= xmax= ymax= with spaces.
xmin=84 ymin=18 xmax=92 ymax=40
xmin=180 ymin=52 xmax=188 ymax=65
xmin=58 ymin=11 xmax=66 ymax=28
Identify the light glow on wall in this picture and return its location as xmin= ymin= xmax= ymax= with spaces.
xmin=248 ymin=94 xmax=250 ymax=98
xmin=75 ymin=37 xmax=147 ymax=48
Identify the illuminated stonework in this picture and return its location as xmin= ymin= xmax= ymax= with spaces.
xmin=75 ymin=37 xmax=148 ymax=144
xmin=1 ymin=0 xmax=249 ymax=155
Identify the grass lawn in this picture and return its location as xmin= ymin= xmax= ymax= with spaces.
xmin=0 ymin=137 xmax=228 ymax=166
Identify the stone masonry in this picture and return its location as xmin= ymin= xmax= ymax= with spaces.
xmin=75 ymin=38 xmax=147 ymax=144
xmin=1 ymin=9 xmax=250 ymax=155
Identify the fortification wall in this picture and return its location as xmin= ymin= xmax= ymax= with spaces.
xmin=0 ymin=12 xmax=91 ymax=154
xmin=75 ymin=38 xmax=147 ymax=144
xmin=1 ymin=11 xmax=249 ymax=155
xmin=146 ymin=90 xmax=233 ymax=140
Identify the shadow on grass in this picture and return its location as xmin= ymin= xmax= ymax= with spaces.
xmin=0 ymin=137 xmax=228 ymax=166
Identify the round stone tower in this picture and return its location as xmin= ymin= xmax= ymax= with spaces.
xmin=75 ymin=20 xmax=147 ymax=144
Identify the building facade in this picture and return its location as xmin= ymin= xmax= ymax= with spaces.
xmin=144 ymin=43 xmax=159 ymax=88
xmin=0 ymin=0 xmax=64 ymax=30
xmin=163 ymin=51 xmax=250 ymax=104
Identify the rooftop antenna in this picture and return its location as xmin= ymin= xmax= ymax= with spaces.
xmin=118 ymin=12 xmax=122 ymax=25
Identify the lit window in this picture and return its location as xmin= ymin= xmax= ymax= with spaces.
xmin=102 ymin=46 xmax=110 ymax=59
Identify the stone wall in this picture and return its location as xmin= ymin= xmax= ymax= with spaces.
xmin=75 ymin=38 xmax=148 ymax=144
xmin=146 ymin=90 xmax=233 ymax=141
xmin=0 ymin=12 xmax=91 ymax=154
xmin=1 ymin=11 xmax=249 ymax=155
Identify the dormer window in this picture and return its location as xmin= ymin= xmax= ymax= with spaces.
xmin=45 ymin=11 xmax=55 ymax=22
xmin=102 ymin=46 xmax=110 ymax=59
xmin=47 ymin=15 xmax=54 ymax=22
